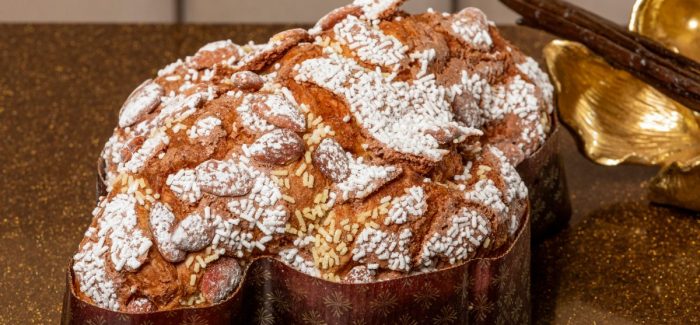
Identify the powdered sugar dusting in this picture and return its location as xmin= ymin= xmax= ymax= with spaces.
xmin=333 ymin=15 xmax=407 ymax=69
xmin=120 ymin=132 xmax=169 ymax=174
xmin=335 ymin=151 xmax=401 ymax=202
xmin=73 ymin=194 xmax=152 ymax=310
xmin=118 ymin=80 xmax=163 ymax=128
xmin=462 ymin=146 xmax=528 ymax=236
xmin=484 ymin=75 xmax=539 ymax=123
xmin=458 ymin=70 xmax=547 ymax=153
xmin=313 ymin=138 xmax=350 ymax=183
xmin=199 ymin=40 xmax=235 ymax=53
xmin=195 ymin=159 xmax=254 ymax=197
xmin=247 ymin=129 xmax=305 ymax=165
xmin=344 ymin=265 xmax=375 ymax=283
xmin=493 ymin=76 xmax=545 ymax=151
xmin=73 ymin=239 xmax=119 ymax=310
xmin=190 ymin=40 xmax=244 ymax=69
xmin=279 ymin=248 xmax=321 ymax=277
xmin=172 ymin=209 xmax=215 ymax=251
xmin=134 ymin=92 xmax=204 ymax=136
xmin=158 ymin=59 xmax=184 ymax=78
xmin=465 ymin=178 xmax=506 ymax=215
xmin=295 ymin=53 xmax=481 ymax=161
xmin=353 ymin=0 xmax=403 ymax=19
xmin=450 ymin=8 xmax=493 ymax=51
xmin=490 ymin=147 xmax=528 ymax=234
xmin=149 ymin=202 xmax=186 ymax=262
xmin=237 ymin=94 xmax=276 ymax=133
xmin=97 ymin=194 xmax=152 ymax=272
xmin=490 ymin=147 xmax=528 ymax=204
xmin=200 ymin=258 xmax=243 ymax=303
xmin=255 ymin=93 xmax=307 ymax=132
xmin=83 ymin=1 xmax=554 ymax=305
xmin=213 ymin=157 xmax=288 ymax=257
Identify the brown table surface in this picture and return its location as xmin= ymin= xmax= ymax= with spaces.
xmin=0 ymin=24 xmax=698 ymax=324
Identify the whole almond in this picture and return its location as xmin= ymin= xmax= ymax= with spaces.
xmin=358 ymin=0 xmax=406 ymax=19
xmin=425 ymin=125 xmax=464 ymax=145
xmin=190 ymin=40 xmax=243 ymax=69
xmin=125 ymin=298 xmax=157 ymax=313
xmin=230 ymin=71 xmax=264 ymax=92
xmin=200 ymin=257 xmax=242 ymax=303
xmin=313 ymin=138 xmax=350 ymax=183
xmin=451 ymin=7 xmax=492 ymax=51
xmin=451 ymin=90 xmax=482 ymax=129
xmin=252 ymin=94 xmax=306 ymax=132
xmin=172 ymin=211 xmax=214 ymax=252
xmin=314 ymin=5 xmax=362 ymax=32
xmin=119 ymin=136 xmax=145 ymax=163
xmin=249 ymin=129 xmax=304 ymax=165
xmin=270 ymin=28 xmax=311 ymax=44
xmin=118 ymin=79 xmax=163 ymax=128
xmin=239 ymin=29 xmax=311 ymax=71
xmin=455 ymin=7 xmax=489 ymax=28
xmin=149 ymin=202 xmax=186 ymax=263
xmin=195 ymin=159 xmax=253 ymax=197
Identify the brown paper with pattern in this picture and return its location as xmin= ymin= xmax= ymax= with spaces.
xmin=517 ymin=119 xmax=572 ymax=240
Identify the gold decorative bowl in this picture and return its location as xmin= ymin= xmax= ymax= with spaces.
xmin=544 ymin=0 xmax=700 ymax=211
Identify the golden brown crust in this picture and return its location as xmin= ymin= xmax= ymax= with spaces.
xmin=75 ymin=1 xmax=552 ymax=312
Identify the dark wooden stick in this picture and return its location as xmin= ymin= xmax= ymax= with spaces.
xmin=531 ymin=0 xmax=700 ymax=77
xmin=499 ymin=0 xmax=700 ymax=113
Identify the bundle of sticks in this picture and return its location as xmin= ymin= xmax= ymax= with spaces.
xmin=499 ymin=0 xmax=700 ymax=113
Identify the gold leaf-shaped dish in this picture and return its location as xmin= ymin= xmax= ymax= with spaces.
xmin=544 ymin=40 xmax=700 ymax=168
xmin=545 ymin=0 xmax=700 ymax=211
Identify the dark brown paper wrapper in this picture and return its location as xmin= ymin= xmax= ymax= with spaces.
xmin=517 ymin=120 xmax=572 ymax=241
xmin=65 ymin=122 xmax=568 ymax=324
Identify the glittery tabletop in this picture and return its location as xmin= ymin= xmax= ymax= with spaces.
xmin=0 ymin=24 xmax=697 ymax=324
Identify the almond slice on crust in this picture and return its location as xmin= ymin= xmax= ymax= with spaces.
xmin=195 ymin=159 xmax=254 ymax=197
xmin=313 ymin=138 xmax=351 ymax=183
xmin=118 ymin=79 xmax=163 ymax=128
xmin=312 ymin=5 xmax=363 ymax=34
xmin=172 ymin=209 xmax=215 ymax=252
xmin=149 ymin=202 xmax=186 ymax=262
xmin=230 ymin=71 xmax=264 ymax=92
xmin=200 ymin=257 xmax=243 ymax=303
xmin=248 ymin=129 xmax=305 ymax=165
xmin=252 ymin=93 xmax=306 ymax=132
xmin=190 ymin=40 xmax=244 ymax=70
xmin=238 ymin=29 xmax=311 ymax=72
xmin=353 ymin=0 xmax=406 ymax=20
